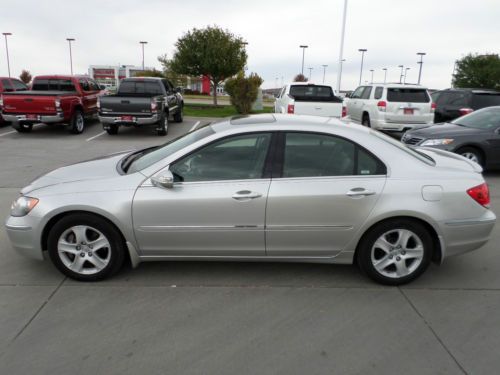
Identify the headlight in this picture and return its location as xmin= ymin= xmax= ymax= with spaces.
xmin=11 ymin=196 xmax=39 ymax=217
xmin=421 ymin=138 xmax=454 ymax=146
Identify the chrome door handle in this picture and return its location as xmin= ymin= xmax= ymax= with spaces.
xmin=346 ymin=188 xmax=376 ymax=197
xmin=232 ymin=190 xmax=262 ymax=200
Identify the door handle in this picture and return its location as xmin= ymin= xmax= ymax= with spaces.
xmin=232 ymin=190 xmax=262 ymax=200
xmin=346 ymin=188 xmax=376 ymax=197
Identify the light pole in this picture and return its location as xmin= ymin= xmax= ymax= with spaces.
xmin=336 ymin=0 xmax=348 ymax=94
xmin=404 ymin=67 xmax=410 ymax=84
xmin=358 ymin=49 xmax=367 ymax=86
xmin=308 ymin=67 xmax=313 ymax=81
xmin=398 ymin=65 xmax=404 ymax=83
xmin=275 ymin=77 xmax=278 ymax=88
xmin=322 ymin=64 xmax=328 ymax=83
xmin=241 ymin=41 xmax=249 ymax=70
xmin=2 ymin=32 xmax=12 ymax=77
xmin=299 ymin=45 xmax=308 ymax=75
xmin=370 ymin=69 xmax=374 ymax=83
xmin=451 ymin=60 xmax=458 ymax=87
xmin=139 ymin=41 xmax=148 ymax=70
xmin=382 ymin=68 xmax=387 ymax=84
xmin=417 ymin=52 xmax=426 ymax=84
xmin=66 ymin=38 xmax=75 ymax=75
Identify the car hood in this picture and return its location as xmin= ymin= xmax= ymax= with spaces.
xmin=21 ymin=152 xmax=130 ymax=194
xmin=408 ymin=123 xmax=485 ymax=138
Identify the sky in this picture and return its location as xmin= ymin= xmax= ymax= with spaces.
xmin=0 ymin=0 xmax=499 ymax=91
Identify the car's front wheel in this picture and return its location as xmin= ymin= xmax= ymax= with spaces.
xmin=47 ymin=213 xmax=125 ymax=281
xmin=357 ymin=219 xmax=433 ymax=285
xmin=456 ymin=147 xmax=484 ymax=166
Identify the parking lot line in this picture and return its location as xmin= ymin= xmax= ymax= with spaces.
xmin=86 ymin=131 xmax=107 ymax=142
xmin=0 ymin=124 xmax=43 ymax=137
xmin=189 ymin=121 xmax=201 ymax=132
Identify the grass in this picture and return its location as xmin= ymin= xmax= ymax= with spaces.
xmin=184 ymin=103 xmax=273 ymax=118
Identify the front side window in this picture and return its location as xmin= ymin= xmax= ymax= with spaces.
xmin=170 ymin=133 xmax=272 ymax=182
xmin=351 ymin=86 xmax=364 ymax=99
xmin=282 ymin=132 xmax=385 ymax=178
xmin=361 ymin=86 xmax=373 ymax=99
xmin=79 ymin=79 xmax=90 ymax=91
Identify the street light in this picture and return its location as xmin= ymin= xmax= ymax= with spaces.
xmin=382 ymin=68 xmax=388 ymax=84
xmin=370 ymin=69 xmax=374 ymax=83
xmin=336 ymin=0 xmax=348 ymax=94
xmin=338 ymin=59 xmax=346 ymax=92
xmin=241 ymin=41 xmax=249 ymax=70
xmin=322 ymin=64 xmax=328 ymax=83
xmin=66 ymin=38 xmax=75 ymax=75
xmin=308 ymin=67 xmax=313 ymax=81
xmin=358 ymin=49 xmax=367 ymax=86
xmin=404 ymin=67 xmax=410 ymax=84
xmin=2 ymin=32 xmax=12 ymax=77
xmin=139 ymin=41 xmax=148 ymax=70
xmin=417 ymin=52 xmax=426 ymax=84
xmin=299 ymin=45 xmax=308 ymax=75
xmin=398 ymin=65 xmax=404 ymax=83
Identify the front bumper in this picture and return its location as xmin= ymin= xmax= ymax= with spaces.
xmin=2 ymin=112 xmax=64 ymax=124
xmin=99 ymin=113 xmax=159 ymax=127
xmin=5 ymin=215 xmax=44 ymax=260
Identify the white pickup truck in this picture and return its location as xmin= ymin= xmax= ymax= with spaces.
xmin=274 ymin=82 xmax=346 ymax=118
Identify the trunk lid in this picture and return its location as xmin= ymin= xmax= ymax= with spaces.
xmin=1 ymin=91 xmax=67 ymax=114
xmin=99 ymin=95 xmax=154 ymax=115
xmin=417 ymin=147 xmax=482 ymax=173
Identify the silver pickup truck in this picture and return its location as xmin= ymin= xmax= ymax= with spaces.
xmin=98 ymin=77 xmax=183 ymax=136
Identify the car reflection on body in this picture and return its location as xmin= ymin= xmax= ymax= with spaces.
xmin=5 ymin=114 xmax=496 ymax=285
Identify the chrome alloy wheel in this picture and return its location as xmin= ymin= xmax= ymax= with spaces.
xmin=76 ymin=113 xmax=84 ymax=132
xmin=460 ymin=152 xmax=479 ymax=164
xmin=57 ymin=225 xmax=111 ymax=275
xmin=370 ymin=229 xmax=424 ymax=278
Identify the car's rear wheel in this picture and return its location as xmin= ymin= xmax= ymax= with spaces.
xmin=13 ymin=122 xmax=33 ymax=133
xmin=69 ymin=110 xmax=85 ymax=134
xmin=106 ymin=124 xmax=119 ymax=135
xmin=157 ymin=113 xmax=168 ymax=136
xmin=173 ymin=104 xmax=183 ymax=123
xmin=362 ymin=113 xmax=371 ymax=128
xmin=456 ymin=147 xmax=483 ymax=166
xmin=357 ymin=219 xmax=433 ymax=285
xmin=47 ymin=213 xmax=125 ymax=281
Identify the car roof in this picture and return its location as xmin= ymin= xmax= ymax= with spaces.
xmin=286 ymin=82 xmax=332 ymax=87
xmin=437 ymin=88 xmax=500 ymax=94
xmin=33 ymin=75 xmax=89 ymax=80
xmin=364 ymin=83 xmax=429 ymax=89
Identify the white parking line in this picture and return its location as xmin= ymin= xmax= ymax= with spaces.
xmin=189 ymin=121 xmax=200 ymax=132
xmin=86 ymin=131 xmax=106 ymax=142
xmin=0 ymin=123 xmax=43 ymax=137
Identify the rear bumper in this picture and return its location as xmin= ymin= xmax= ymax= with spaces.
xmin=2 ymin=112 xmax=64 ymax=124
xmin=372 ymin=119 xmax=434 ymax=132
xmin=99 ymin=114 xmax=159 ymax=127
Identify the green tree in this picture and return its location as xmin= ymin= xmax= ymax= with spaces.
xmin=169 ymin=25 xmax=247 ymax=105
xmin=19 ymin=69 xmax=32 ymax=84
xmin=293 ymin=73 xmax=308 ymax=82
xmin=225 ymin=72 xmax=263 ymax=114
xmin=453 ymin=53 xmax=500 ymax=90
xmin=158 ymin=54 xmax=189 ymax=88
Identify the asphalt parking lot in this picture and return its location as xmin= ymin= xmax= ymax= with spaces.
xmin=1 ymin=118 xmax=500 ymax=374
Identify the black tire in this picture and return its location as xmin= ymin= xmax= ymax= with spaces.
xmin=106 ymin=124 xmax=119 ymax=135
xmin=356 ymin=219 xmax=433 ymax=285
xmin=456 ymin=146 xmax=484 ymax=166
xmin=362 ymin=113 xmax=371 ymax=128
xmin=47 ymin=213 xmax=125 ymax=281
xmin=157 ymin=113 xmax=168 ymax=136
xmin=69 ymin=110 xmax=85 ymax=134
xmin=13 ymin=122 xmax=33 ymax=133
xmin=173 ymin=103 xmax=184 ymax=123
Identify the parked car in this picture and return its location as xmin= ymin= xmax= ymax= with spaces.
xmin=274 ymin=82 xmax=346 ymax=118
xmin=0 ymin=75 xmax=103 ymax=134
xmin=0 ymin=77 xmax=28 ymax=125
xmin=345 ymin=83 xmax=434 ymax=131
xmin=6 ymin=114 xmax=495 ymax=285
xmin=402 ymin=106 xmax=500 ymax=168
xmin=98 ymin=77 xmax=184 ymax=136
xmin=432 ymin=88 xmax=500 ymax=123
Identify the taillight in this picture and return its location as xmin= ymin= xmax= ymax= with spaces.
xmin=151 ymin=100 xmax=158 ymax=112
xmin=54 ymin=98 xmax=61 ymax=110
xmin=459 ymin=108 xmax=473 ymax=116
xmin=377 ymin=101 xmax=386 ymax=112
xmin=467 ymin=183 xmax=490 ymax=207
xmin=0 ymin=95 xmax=3 ymax=109
xmin=96 ymin=98 xmax=100 ymax=110
xmin=287 ymin=104 xmax=294 ymax=114
xmin=431 ymin=102 xmax=436 ymax=113
xmin=342 ymin=106 xmax=347 ymax=117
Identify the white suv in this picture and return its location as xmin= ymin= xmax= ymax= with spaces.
xmin=345 ymin=84 xmax=435 ymax=131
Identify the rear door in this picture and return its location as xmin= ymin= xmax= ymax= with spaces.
xmin=265 ymin=132 xmax=387 ymax=256
xmin=384 ymin=88 xmax=432 ymax=124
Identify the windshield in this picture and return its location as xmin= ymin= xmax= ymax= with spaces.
xmin=452 ymin=107 xmax=500 ymax=129
xmin=126 ymin=124 xmax=215 ymax=173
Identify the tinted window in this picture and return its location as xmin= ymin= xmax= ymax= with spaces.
xmin=387 ymin=88 xmax=430 ymax=103
xmin=289 ymin=85 xmax=340 ymax=102
xmin=445 ymin=92 xmax=468 ymax=106
xmin=33 ymin=79 xmax=75 ymax=91
xmin=361 ymin=86 xmax=372 ymax=99
xmin=431 ymin=91 xmax=441 ymax=103
xmin=1 ymin=79 xmax=13 ymax=91
xmin=374 ymin=87 xmax=384 ymax=100
xmin=452 ymin=107 xmax=500 ymax=130
xmin=79 ymin=79 xmax=90 ymax=91
xmin=118 ymin=80 xmax=163 ymax=96
xmin=11 ymin=79 xmax=28 ymax=91
xmin=471 ymin=93 xmax=500 ymax=108
xmin=170 ymin=133 xmax=272 ymax=182
xmin=88 ymin=79 xmax=100 ymax=91
xmin=282 ymin=132 xmax=386 ymax=177
xmin=32 ymin=79 xmax=49 ymax=90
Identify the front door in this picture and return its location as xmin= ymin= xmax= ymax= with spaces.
xmin=132 ymin=132 xmax=273 ymax=256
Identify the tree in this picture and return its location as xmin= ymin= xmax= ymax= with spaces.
xmin=158 ymin=54 xmax=189 ymax=88
xmin=169 ymin=25 xmax=247 ymax=105
xmin=134 ymin=69 xmax=165 ymax=78
xmin=453 ymin=53 xmax=500 ymax=90
xmin=225 ymin=72 xmax=263 ymax=114
xmin=19 ymin=70 xmax=32 ymax=84
xmin=293 ymin=73 xmax=308 ymax=82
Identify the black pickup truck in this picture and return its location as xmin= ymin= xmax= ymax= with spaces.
xmin=98 ymin=77 xmax=183 ymax=136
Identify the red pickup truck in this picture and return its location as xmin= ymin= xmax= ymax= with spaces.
xmin=0 ymin=77 xmax=28 ymax=125
xmin=0 ymin=75 xmax=103 ymax=134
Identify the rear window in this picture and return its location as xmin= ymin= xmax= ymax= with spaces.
xmin=387 ymin=88 xmax=430 ymax=103
xmin=471 ymin=93 xmax=500 ymax=108
xmin=118 ymin=80 xmax=163 ymax=96
xmin=32 ymin=78 xmax=75 ymax=91
xmin=289 ymin=85 xmax=342 ymax=102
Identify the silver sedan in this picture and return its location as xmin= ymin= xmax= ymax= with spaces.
xmin=5 ymin=114 xmax=496 ymax=284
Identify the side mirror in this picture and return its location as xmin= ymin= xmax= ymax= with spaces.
xmin=175 ymin=87 xmax=182 ymax=93
xmin=151 ymin=170 xmax=174 ymax=189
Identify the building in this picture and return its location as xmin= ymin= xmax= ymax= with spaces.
xmin=88 ymin=65 xmax=153 ymax=89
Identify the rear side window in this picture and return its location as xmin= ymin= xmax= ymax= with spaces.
xmin=445 ymin=92 xmax=468 ymax=106
xmin=1 ymin=79 xmax=13 ymax=91
xmin=471 ymin=93 xmax=500 ymax=108
xmin=387 ymin=88 xmax=430 ymax=103
xmin=118 ymin=80 xmax=163 ymax=96
xmin=361 ymin=86 xmax=372 ymax=99
xmin=289 ymin=85 xmax=341 ymax=102
xmin=374 ymin=87 xmax=384 ymax=100
xmin=11 ymin=79 xmax=28 ymax=91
